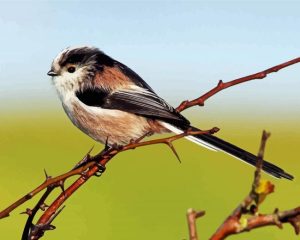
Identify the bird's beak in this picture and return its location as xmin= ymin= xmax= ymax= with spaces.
xmin=47 ymin=70 xmax=58 ymax=77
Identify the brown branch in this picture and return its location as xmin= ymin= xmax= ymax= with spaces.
xmin=0 ymin=128 xmax=218 ymax=239
xmin=208 ymin=131 xmax=300 ymax=240
xmin=22 ymin=185 xmax=54 ymax=239
xmin=187 ymin=208 xmax=205 ymax=240
xmin=245 ymin=207 xmax=300 ymax=233
xmin=176 ymin=57 xmax=300 ymax=112
xmin=230 ymin=131 xmax=271 ymax=220
xmin=32 ymin=128 xmax=219 ymax=239
xmin=210 ymin=207 xmax=300 ymax=240
xmin=184 ymin=131 xmax=300 ymax=239
xmin=0 ymin=129 xmax=212 ymax=220
xmin=0 ymin=160 xmax=96 ymax=220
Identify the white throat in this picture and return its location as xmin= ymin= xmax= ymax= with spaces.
xmin=52 ymin=68 xmax=87 ymax=102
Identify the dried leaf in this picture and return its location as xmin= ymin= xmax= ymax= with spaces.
xmin=255 ymin=179 xmax=274 ymax=204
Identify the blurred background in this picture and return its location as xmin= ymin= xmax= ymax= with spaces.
xmin=0 ymin=1 xmax=300 ymax=239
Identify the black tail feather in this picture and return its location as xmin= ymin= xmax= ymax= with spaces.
xmin=186 ymin=126 xmax=294 ymax=180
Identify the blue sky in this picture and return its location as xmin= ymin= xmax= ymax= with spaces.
xmin=0 ymin=1 xmax=299 ymax=113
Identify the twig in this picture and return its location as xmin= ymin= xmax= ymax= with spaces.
xmin=210 ymin=207 xmax=300 ymax=240
xmin=184 ymin=130 xmax=300 ymax=239
xmin=209 ymin=131 xmax=270 ymax=239
xmin=31 ymin=128 xmax=219 ymax=238
xmin=243 ymin=207 xmax=300 ymax=233
xmin=0 ymin=161 xmax=96 ymax=220
xmin=0 ymin=129 xmax=218 ymax=221
xmin=22 ymin=186 xmax=53 ymax=240
xmin=176 ymin=57 xmax=300 ymax=112
xmin=186 ymin=208 xmax=205 ymax=240
xmin=209 ymin=131 xmax=299 ymax=240
xmin=0 ymin=128 xmax=217 ymax=239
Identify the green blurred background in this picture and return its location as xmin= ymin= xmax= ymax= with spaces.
xmin=1 ymin=106 xmax=300 ymax=239
xmin=1 ymin=1 xmax=300 ymax=239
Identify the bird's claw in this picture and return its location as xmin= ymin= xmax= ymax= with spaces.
xmin=94 ymin=163 xmax=106 ymax=177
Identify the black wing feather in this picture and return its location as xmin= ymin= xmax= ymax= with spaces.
xmin=103 ymin=89 xmax=190 ymax=127
xmin=76 ymin=88 xmax=109 ymax=107
xmin=76 ymin=87 xmax=190 ymax=128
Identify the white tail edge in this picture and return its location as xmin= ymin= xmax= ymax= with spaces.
xmin=160 ymin=122 xmax=218 ymax=151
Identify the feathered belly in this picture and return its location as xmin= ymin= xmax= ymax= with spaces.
xmin=62 ymin=98 xmax=155 ymax=145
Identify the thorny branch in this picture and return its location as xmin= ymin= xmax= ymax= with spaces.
xmin=1 ymin=128 xmax=219 ymax=239
xmin=32 ymin=128 xmax=219 ymax=239
xmin=186 ymin=131 xmax=300 ymax=240
xmin=0 ymin=57 xmax=299 ymax=239
xmin=176 ymin=57 xmax=300 ymax=112
xmin=21 ymin=185 xmax=53 ymax=239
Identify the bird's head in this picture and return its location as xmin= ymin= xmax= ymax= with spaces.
xmin=48 ymin=46 xmax=114 ymax=96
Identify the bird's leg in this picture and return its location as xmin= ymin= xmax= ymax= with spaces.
xmin=74 ymin=132 xmax=152 ymax=175
xmin=73 ymin=137 xmax=111 ymax=171
xmin=73 ymin=147 xmax=108 ymax=176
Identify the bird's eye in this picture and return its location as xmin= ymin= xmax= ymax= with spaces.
xmin=67 ymin=66 xmax=76 ymax=73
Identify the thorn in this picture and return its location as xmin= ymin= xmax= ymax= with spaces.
xmin=60 ymin=185 xmax=65 ymax=195
xmin=82 ymin=145 xmax=94 ymax=162
xmin=51 ymin=205 xmax=66 ymax=223
xmin=47 ymin=225 xmax=56 ymax=231
xmin=20 ymin=208 xmax=32 ymax=216
xmin=87 ymin=145 xmax=94 ymax=155
xmin=44 ymin=169 xmax=51 ymax=180
xmin=58 ymin=180 xmax=66 ymax=196
xmin=166 ymin=142 xmax=181 ymax=163
xmin=44 ymin=169 xmax=48 ymax=178
xmin=73 ymin=146 xmax=94 ymax=170
xmin=31 ymin=223 xmax=56 ymax=233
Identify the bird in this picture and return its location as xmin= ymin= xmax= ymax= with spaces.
xmin=48 ymin=46 xmax=293 ymax=180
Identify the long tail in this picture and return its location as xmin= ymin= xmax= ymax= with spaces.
xmin=161 ymin=123 xmax=293 ymax=180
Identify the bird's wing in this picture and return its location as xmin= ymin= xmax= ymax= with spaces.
xmin=76 ymin=86 xmax=190 ymax=127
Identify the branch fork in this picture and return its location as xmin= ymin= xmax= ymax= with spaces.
xmin=187 ymin=131 xmax=300 ymax=240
